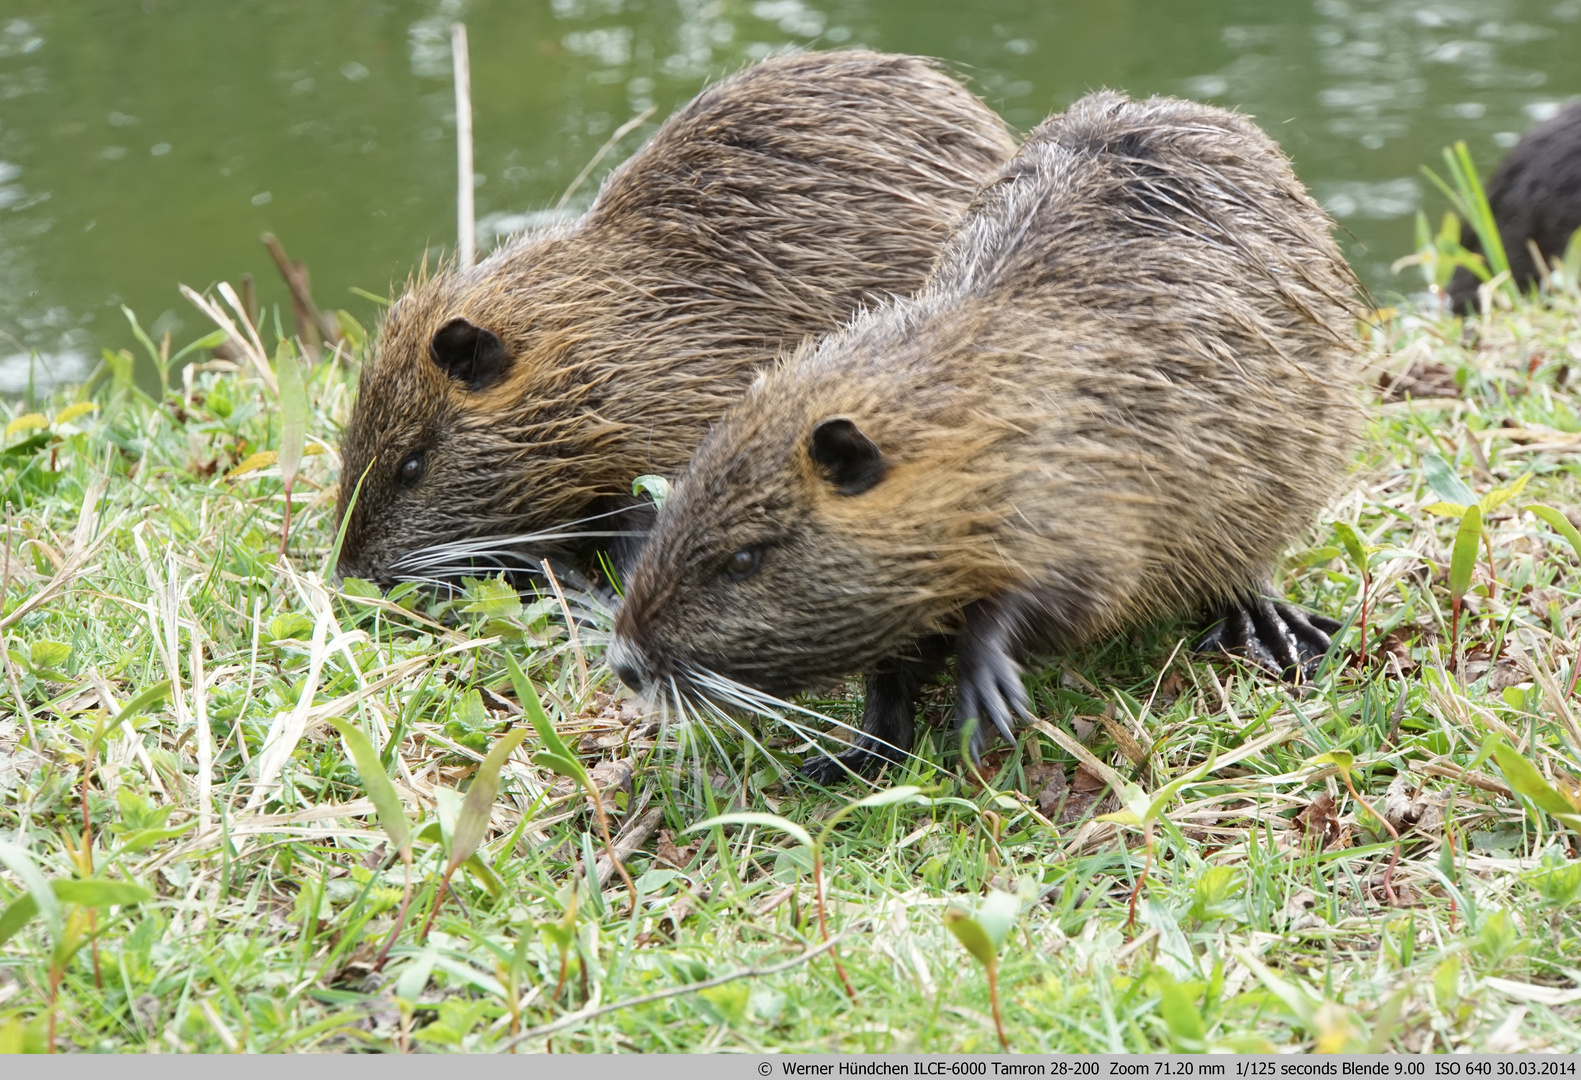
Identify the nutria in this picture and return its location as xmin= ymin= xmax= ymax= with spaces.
xmin=1448 ymin=100 xmax=1581 ymax=313
xmin=334 ymin=51 xmax=1016 ymax=587
xmin=610 ymin=92 xmax=1362 ymax=781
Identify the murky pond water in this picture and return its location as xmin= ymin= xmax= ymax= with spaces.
xmin=2 ymin=0 xmax=1579 ymax=391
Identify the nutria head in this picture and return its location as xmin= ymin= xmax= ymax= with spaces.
xmin=333 ymin=50 xmax=1016 ymax=587
xmin=608 ymin=312 xmax=1012 ymax=701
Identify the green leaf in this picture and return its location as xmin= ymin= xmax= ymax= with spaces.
xmin=1422 ymin=453 xmax=1476 ymax=507
xmin=846 ymin=785 xmax=927 ymax=811
xmin=115 ymin=681 xmax=172 ymax=724
xmin=632 ymin=474 xmax=670 ymax=509
xmin=394 ymin=942 xmax=439 ymax=1003
xmin=686 ymin=811 xmax=813 ymax=849
xmin=276 ymin=342 xmax=307 ymax=491
xmin=943 ymin=909 xmax=997 ymax=971
xmin=28 ymin=640 xmax=71 ymax=672
xmin=1491 ymin=740 xmax=1581 ymax=830
xmin=1310 ymin=750 xmax=1357 ymax=780
xmin=445 ymin=727 xmax=530 ymax=874
xmin=461 ymin=577 xmax=523 ymax=621
xmin=52 ymin=879 xmax=151 ymax=907
xmin=1153 ymin=971 xmax=1206 ymax=1043
xmin=975 ymin=889 xmax=1021 ymax=951
xmin=335 ymin=310 xmax=368 ymax=351
xmin=0 ymin=875 xmax=138 ymax=950
xmin=1449 ymin=504 xmax=1483 ymax=605
xmin=0 ymin=840 xmax=60 ymax=949
xmin=504 ymin=654 xmax=583 ymax=779
xmin=1479 ymin=472 xmax=1531 ymax=513
xmin=1332 ymin=522 xmax=1367 ymax=574
xmin=1526 ymin=504 xmax=1581 ymax=564
xmin=326 ymin=717 xmax=412 ymax=858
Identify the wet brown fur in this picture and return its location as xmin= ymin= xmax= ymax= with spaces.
xmin=616 ymin=92 xmax=1364 ymax=702
xmin=335 ymin=51 xmax=1015 ymax=584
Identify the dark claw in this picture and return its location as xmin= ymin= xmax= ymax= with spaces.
xmin=797 ymin=636 xmax=949 ymax=785
xmin=798 ymin=739 xmax=898 ymax=785
xmin=1198 ymin=591 xmax=1337 ymax=680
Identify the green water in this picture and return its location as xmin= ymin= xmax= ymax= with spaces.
xmin=2 ymin=0 xmax=1580 ymax=392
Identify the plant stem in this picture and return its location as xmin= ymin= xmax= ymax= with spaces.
xmin=987 ymin=961 xmax=1010 ymax=1052
xmin=416 ymin=866 xmax=455 ymax=944
xmin=813 ymin=845 xmax=858 ymax=1003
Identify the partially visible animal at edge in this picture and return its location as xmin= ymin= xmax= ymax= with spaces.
xmin=333 ymin=50 xmax=1016 ymax=591
xmin=1449 ymin=100 xmax=1581 ymax=313
xmin=609 ymin=91 xmax=1365 ymax=783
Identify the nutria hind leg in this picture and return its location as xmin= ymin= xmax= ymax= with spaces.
xmin=798 ymin=636 xmax=950 ymax=785
xmin=1196 ymin=587 xmax=1340 ymax=680
xmin=954 ymin=597 xmax=1035 ymax=762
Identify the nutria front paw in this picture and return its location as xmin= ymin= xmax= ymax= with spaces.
xmin=954 ymin=630 xmax=1033 ymax=761
xmin=1198 ymin=593 xmax=1340 ymax=680
xmin=798 ymin=741 xmax=897 ymax=785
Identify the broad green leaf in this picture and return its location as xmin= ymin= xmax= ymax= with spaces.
xmin=5 ymin=413 xmax=47 ymax=439
xmin=110 ymin=822 xmax=196 ymax=856
xmin=1422 ymin=453 xmax=1475 ymax=506
xmin=1480 ymin=472 xmax=1531 ymax=512
xmin=29 ymin=640 xmax=71 ymax=671
xmin=446 ymin=727 xmax=530 ymax=874
xmin=54 ymin=402 xmax=99 ymax=426
xmin=395 ymin=942 xmax=439 ymax=1002
xmin=1310 ymin=750 xmax=1356 ymax=779
xmin=462 ymin=853 xmax=503 ymax=900
xmin=686 ymin=811 xmax=813 ymax=849
xmin=943 ymin=909 xmax=997 ymax=971
xmin=53 ymin=879 xmax=151 ymax=907
xmin=1491 ymin=741 xmax=1581 ymax=829
xmin=0 ymin=841 xmax=60 ymax=948
xmin=1527 ymin=504 xmax=1581 ymax=563
xmin=228 ymin=450 xmax=278 ymax=478
xmin=1332 ymin=522 xmax=1367 ymax=573
xmin=1449 ymin=504 xmax=1483 ymax=604
xmin=1154 ymin=972 xmax=1206 ymax=1043
xmin=326 ymin=717 xmax=412 ymax=857
xmin=1422 ymin=501 xmax=1470 ymax=518
xmin=276 ymin=343 xmax=307 ymax=504
xmin=975 ymin=889 xmax=1021 ymax=951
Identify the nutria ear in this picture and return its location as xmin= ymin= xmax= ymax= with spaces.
xmin=429 ymin=318 xmax=511 ymax=390
xmin=809 ymin=417 xmax=885 ymax=496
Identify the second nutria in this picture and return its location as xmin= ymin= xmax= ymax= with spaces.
xmin=610 ymin=92 xmax=1362 ymax=780
xmin=334 ymin=50 xmax=1015 ymax=588
xmin=1448 ymin=100 xmax=1581 ymax=313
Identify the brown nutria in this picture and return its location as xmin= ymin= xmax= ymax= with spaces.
xmin=610 ymin=91 xmax=1363 ymax=781
xmin=1448 ymin=100 xmax=1581 ymax=313
xmin=334 ymin=50 xmax=1016 ymax=588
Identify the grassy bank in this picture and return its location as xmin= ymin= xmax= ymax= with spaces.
xmin=0 ymin=281 xmax=1579 ymax=1054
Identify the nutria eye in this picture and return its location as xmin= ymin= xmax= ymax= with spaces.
xmin=397 ymin=451 xmax=425 ymax=486
xmin=723 ymin=546 xmax=761 ymax=582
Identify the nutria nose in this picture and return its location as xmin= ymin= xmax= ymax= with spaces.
xmin=608 ymin=635 xmax=651 ymax=694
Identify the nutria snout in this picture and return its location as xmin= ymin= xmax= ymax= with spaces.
xmin=613 ymin=91 xmax=1363 ymax=781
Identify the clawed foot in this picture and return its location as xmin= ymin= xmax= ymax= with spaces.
xmin=1198 ymin=593 xmax=1340 ymax=679
xmin=798 ymin=738 xmax=904 ymax=785
xmin=955 ymin=598 xmax=1034 ymax=761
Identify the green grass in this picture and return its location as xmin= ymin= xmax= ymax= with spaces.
xmin=1 ymin=276 xmax=1580 ymax=1054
